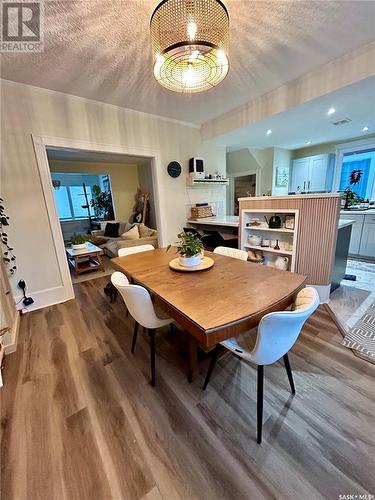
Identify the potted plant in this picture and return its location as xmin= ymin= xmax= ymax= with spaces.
xmin=168 ymin=231 xmax=204 ymax=267
xmin=71 ymin=233 xmax=88 ymax=250
xmin=90 ymin=185 xmax=114 ymax=220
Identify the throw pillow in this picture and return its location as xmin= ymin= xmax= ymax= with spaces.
xmin=121 ymin=225 xmax=140 ymax=240
xmin=120 ymin=223 xmax=135 ymax=237
xmin=138 ymin=223 xmax=154 ymax=238
xmin=104 ymin=222 xmax=120 ymax=238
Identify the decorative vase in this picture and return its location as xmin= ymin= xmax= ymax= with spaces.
xmin=275 ymin=256 xmax=289 ymax=271
xmin=72 ymin=243 xmax=87 ymax=250
xmin=179 ymin=254 xmax=202 ymax=267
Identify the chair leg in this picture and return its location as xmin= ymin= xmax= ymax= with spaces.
xmin=257 ymin=365 xmax=264 ymax=444
xmin=131 ymin=321 xmax=139 ymax=354
xmin=283 ymin=353 xmax=296 ymax=394
xmin=149 ymin=329 xmax=156 ymax=387
xmin=203 ymin=344 xmax=220 ymax=390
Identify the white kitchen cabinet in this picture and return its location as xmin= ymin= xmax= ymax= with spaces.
xmin=340 ymin=214 xmax=364 ymax=255
xmin=290 ymin=154 xmax=335 ymax=193
xmin=359 ymin=219 xmax=375 ymax=257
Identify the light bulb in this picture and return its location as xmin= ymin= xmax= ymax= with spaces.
xmin=187 ymin=21 xmax=197 ymax=40
xmin=183 ymin=63 xmax=195 ymax=87
xmin=327 ymin=107 xmax=336 ymax=115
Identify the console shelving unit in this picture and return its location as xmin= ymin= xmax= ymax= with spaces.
xmin=240 ymin=209 xmax=299 ymax=271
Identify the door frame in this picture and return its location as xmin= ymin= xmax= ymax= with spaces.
xmin=32 ymin=135 xmax=167 ymax=303
xmin=227 ymin=170 xmax=260 ymax=215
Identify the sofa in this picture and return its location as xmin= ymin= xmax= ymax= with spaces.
xmin=91 ymin=221 xmax=158 ymax=258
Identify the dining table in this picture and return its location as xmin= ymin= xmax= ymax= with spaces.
xmin=111 ymin=248 xmax=307 ymax=381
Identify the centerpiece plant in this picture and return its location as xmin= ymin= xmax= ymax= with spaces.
xmin=71 ymin=233 xmax=89 ymax=250
xmin=167 ymin=231 xmax=204 ymax=267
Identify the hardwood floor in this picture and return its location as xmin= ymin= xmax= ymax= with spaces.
xmin=1 ymin=277 xmax=374 ymax=500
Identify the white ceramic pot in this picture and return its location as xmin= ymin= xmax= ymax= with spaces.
xmin=72 ymin=243 xmax=87 ymax=250
xmin=248 ymin=234 xmax=262 ymax=246
xmin=179 ymin=254 xmax=202 ymax=267
xmin=275 ymin=256 xmax=289 ymax=271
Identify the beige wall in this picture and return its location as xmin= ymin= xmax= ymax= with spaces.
xmin=1 ymin=80 xmax=226 ymax=305
xmin=227 ymin=147 xmax=274 ymax=195
xmin=49 ymin=160 xmax=140 ymax=222
xmin=292 ymin=133 xmax=375 ymax=159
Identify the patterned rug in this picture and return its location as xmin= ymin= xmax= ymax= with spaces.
xmin=341 ymin=301 xmax=375 ymax=361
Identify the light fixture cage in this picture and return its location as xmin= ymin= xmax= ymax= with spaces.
xmin=150 ymin=0 xmax=229 ymax=93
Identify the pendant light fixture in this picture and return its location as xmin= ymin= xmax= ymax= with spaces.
xmin=150 ymin=0 xmax=229 ymax=93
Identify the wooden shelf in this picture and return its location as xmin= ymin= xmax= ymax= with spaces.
xmin=244 ymin=226 xmax=294 ymax=233
xmin=244 ymin=244 xmax=293 ymax=256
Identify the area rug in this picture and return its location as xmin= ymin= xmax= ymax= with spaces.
xmin=341 ymin=301 xmax=375 ymax=362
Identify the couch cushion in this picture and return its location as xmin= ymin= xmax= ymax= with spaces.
xmin=104 ymin=222 xmax=120 ymax=237
xmin=122 ymin=225 xmax=140 ymax=240
xmin=138 ymin=223 xmax=155 ymax=238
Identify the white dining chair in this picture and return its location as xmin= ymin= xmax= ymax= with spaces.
xmin=111 ymin=271 xmax=173 ymax=386
xmin=117 ymin=244 xmax=155 ymax=257
xmin=213 ymin=246 xmax=248 ymax=261
xmin=203 ymin=286 xmax=319 ymax=444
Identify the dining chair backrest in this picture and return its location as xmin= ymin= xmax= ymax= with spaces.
xmin=111 ymin=271 xmax=162 ymax=329
xmin=251 ymin=287 xmax=320 ymax=365
xmin=118 ymin=244 xmax=155 ymax=257
xmin=214 ymin=246 xmax=248 ymax=261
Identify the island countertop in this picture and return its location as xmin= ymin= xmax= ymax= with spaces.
xmin=187 ymin=215 xmax=239 ymax=228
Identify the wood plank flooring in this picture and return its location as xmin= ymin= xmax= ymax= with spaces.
xmin=1 ymin=277 xmax=375 ymax=500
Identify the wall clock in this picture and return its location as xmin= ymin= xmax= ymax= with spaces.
xmin=167 ymin=161 xmax=182 ymax=178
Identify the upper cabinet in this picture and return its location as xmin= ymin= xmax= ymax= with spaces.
xmin=290 ymin=154 xmax=335 ymax=193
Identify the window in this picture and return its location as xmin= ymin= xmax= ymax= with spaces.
xmin=54 ymin=186 xmax=71 ymax=219
xmin=337 ymin=146 xmax=375 ymax=200
xmin=69 ymin=185 xmax=92 ymax=218
xmin=53 ymin=184 xmax=92 ymax=220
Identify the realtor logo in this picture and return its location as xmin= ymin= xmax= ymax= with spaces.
xmin=1 ymin=1 xmax=44 ymax=52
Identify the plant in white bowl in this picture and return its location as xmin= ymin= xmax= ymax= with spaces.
xmin=167 ymin=231 xmax=204 ymax=268
xmin=71 ymin=233 xmax=88 ymax=250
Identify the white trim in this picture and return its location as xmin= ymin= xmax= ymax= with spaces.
xmin=31 ymin=135 xmax=167 ymax=309
xmin=333 ymin=137 xmax=375 ymax=192
xmin=3 ymin=312 xmax=20 ymax=354
xmin=14 ymin=286 xmax=69 ymax=313
xmin=1 ymin=79 xmax=200 ymax=129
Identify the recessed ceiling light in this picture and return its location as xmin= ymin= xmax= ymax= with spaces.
xmin=266 ymin=129 xmax=272 ymax=136
xmin=327 ymin=107 xmax=336 ymax=116
xmin=306 ymin=140 xmax=312 ymax=145
xmin=362 ymin=126 xmax=369 ymax=132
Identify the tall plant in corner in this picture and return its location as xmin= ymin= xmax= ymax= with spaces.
xmin=0 ymin=197 xmax=16 ymax=276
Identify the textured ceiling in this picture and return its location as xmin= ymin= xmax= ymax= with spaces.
xmin=1 ymin=0 xmax=375 ymax=124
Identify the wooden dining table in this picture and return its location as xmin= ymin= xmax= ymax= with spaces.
xmin=111 ymin=248 xmax=307 ymax=381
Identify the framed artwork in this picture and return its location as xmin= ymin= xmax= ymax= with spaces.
xmin=275 ymin=166 xmax=289 ymax=187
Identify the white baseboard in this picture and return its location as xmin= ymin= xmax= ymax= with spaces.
xmin=3 ymin=312 xmax=20 ymax=354
xmin=311 ymin=284 xmax=331 ymax=303
xmin=15 ymin=285 xmax=73 ymax=313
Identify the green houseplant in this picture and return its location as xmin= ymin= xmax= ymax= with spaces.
xmin=90 ymin=185 xmax=114 ymax=220
xmin=71 ymin=233 xmax=89 ymax=250
xmin=168 ymin=231 xmax=204 ymax=267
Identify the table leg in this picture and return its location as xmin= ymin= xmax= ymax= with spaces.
xmin=97 ymin=253 xmax=105 ymax=272
xmin=187 ymin=335 xmax=200 ymax=383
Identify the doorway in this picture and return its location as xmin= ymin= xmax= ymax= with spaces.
xmin=32 ymin=135 xmax=166 ymax=304
xmin=233 ymin=174 xmax=256 ymax=215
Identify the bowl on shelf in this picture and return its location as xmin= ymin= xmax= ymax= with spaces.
xmin=248 ymin=234 xmax=262 ymax=246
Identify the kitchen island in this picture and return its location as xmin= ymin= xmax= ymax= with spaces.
xmin=330 ymin=219 xmax=355 ymax=292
